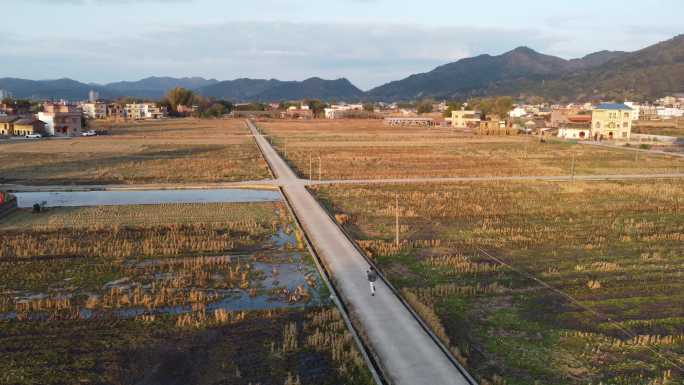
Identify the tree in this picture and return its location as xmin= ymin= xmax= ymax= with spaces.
xmin=363 ymin=103 xmax=375 ymax=112
xmin=468 ymin=96 xmax=513 ymax=119
xmin=443 ymin=101 xmax=463 ymax=117
xmin=163 ymin=87 xmax=195 ymax=115
xmin=307 ymin=99 xmax=328 ymax=118
xmin=416 ymin=100 xmax=433 ymax=115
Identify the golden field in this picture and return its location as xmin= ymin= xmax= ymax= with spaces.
xmin=0 ymin=119 xmax=270 ymax=185
xmin=260 ymin=119 xmax=684 ymax=180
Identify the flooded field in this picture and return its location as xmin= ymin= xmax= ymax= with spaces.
xmin=14 ymin=188 xmax=280 ymax=208
xmin=0 ymin=201 xmax=374 ymax=385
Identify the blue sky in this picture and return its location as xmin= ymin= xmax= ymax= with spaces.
xmin=2 ymin=0 xmax=682 ymax=89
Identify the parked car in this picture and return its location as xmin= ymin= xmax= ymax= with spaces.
xmin=25 ymin=134 xmax=42 ymax=139
xmin=81 ymin=130 xmax=97 ymax=137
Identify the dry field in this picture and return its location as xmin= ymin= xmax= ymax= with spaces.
xmin=0 ymin=119 xmax=270 ymax=185
xmin=0 ymin=202 xmax=373 ymax=385
xmin=634 ymin=119 xmax=684 ymax=137
xmin=260 ymin=119 xmax=684 ymax=180
xmin=312 ymin=180 xmax=684 ymax=385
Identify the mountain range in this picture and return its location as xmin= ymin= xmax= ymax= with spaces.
xmin=1 ymin=34 xmax=683 ymax=102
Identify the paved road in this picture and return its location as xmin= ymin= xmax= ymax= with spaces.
xmin=246 ymin=120 xmax=472 ymax=385
xmin=309 ymin=173 xmax=684 ymax=186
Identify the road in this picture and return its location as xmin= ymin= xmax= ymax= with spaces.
xmin=310 ymin=172 xmax=684 ymax=186
xmin=5 ymin=172 xmax=684 ymax=193
xmin=246 ymin=120 xmax=474 ymax=385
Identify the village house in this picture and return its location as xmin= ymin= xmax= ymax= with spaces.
xmin=107 ymin=103 xmax=126 ymax=120
xmin=38 ymin=103 xmax=82 ymax=136
xmin=450 ymin=109 xmax=481 ymax=129
xmin=591 ymin=103 xmax=633 ymax=141
xmin=13 ymin=117 xmax=46 ymax=136
xmin=0 ymin=115 xmax=19 ymax=135
xmin=81 ymin=102 xmax=108 ymax=119
xmin=476 ymin=115 xmax=514 ymax=135
xmin=124 ymin=103 xmax=166 ymax=120
xmin=324 ymin=104 xmax=364 ymax=119
xmin=550 ymin=108 xmax=582 ymax=128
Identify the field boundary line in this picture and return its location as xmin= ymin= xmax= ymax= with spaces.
xmin=278 ymin=189 xmax=387 ymax=385
xmin=476 ymin=247 xmax=684 ymax=373
xmin=306 ymin=187 xmax=480 ymax=385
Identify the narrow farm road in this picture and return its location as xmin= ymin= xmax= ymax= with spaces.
xmin=247 ymin=120 xmax=474 ymax=385
xmin=309 ymin=172 xmax=684 ymax=186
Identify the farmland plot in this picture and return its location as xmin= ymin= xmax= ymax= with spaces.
xmin=0 ymin=119 xmax=270 ymax=185
xmin=312 ymin=180 xmax=684 ymax=385
xmin=261 ymin=120 xmax=684 ymax=180
xmin=0 ymin=202 xmax=373 ymax=385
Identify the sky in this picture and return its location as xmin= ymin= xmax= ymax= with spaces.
xmin=1 ymin=0 xmax=683 ymax=90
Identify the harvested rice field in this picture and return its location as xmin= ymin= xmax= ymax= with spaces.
xmin=0 ymin=119 xmax=270 ymax=185
xmin=312 ymin=179 xmax=684 ymax=385
xmin=260 ymin=120 xmax=684 ymax=180
xmin=0 ymin=202 xmax=374 ymax=385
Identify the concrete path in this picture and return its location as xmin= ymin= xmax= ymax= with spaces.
xmin=246 ymin=120 xmax=473 ymax=385
xmin=5 ymin=171 xmax=684 ymax=193
xmin=310 ymin=173 xmax=684 ymax=186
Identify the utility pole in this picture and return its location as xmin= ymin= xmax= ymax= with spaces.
xmin=635 ymin=137 xmax=641 ymax=162
xmin=395 ymin=193 xmax=400 ymax=247
xmin=318 ymin=156 xmax=322 ymax=181
xmin=309 ymin=153 xmax=313 ymax=182
xmin=571 ymin=152 xmax=576 ymax=183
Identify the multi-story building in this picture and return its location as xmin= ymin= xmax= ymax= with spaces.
xmin=38 ymin=103 xmax=83 ymax=137
xmin=124 ymin=103 xmax=166 ymax=120
xmin=81 ymin=102 xmax=108 ymax=119
xmin=591 ymin=103 xmax=633 ymax=141
xmin=13 ymin=117 xmax=46 ymax=136
xmin=450 ymin=109 xmax=481 ymax=129
xmin=107 ymin=103 xmax=126 ymax=120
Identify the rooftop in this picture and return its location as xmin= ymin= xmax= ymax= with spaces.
xmin=596 ymin=103 xmax=632 ymax=111
xmin=0 ymin=115 xmax=20 ymax=123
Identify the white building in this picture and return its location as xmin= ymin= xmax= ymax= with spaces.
xmin=656 ymin=107 xmax=684 ymax=119
xmin=558 ymin=127 xmax=591 ymax=140
xmin=124 ymin=103 xmax=166 ymax=120
xmin=0 ymin=89 xmax=11 ymax=100
xmin=623 ymin=102 xmax=642 ymax=121
xmin=88 ymin=90 xmax=99 ymax=103
xmin=324 ymin=104 xmax=364 ymax=119
xmin=509 ymin=107 xmax=528 ymax=118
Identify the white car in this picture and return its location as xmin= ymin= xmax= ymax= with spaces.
xmin=81 ymin=130 xmax=97 ymax=137
xmin=25 ymin=134 xmax=42 ymax=139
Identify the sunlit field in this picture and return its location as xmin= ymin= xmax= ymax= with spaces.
xmin=0 ymin=119 xmax=270 ymax=185
xmin=312 ymin=179 xmax=684 ymax=385
xmin=260 ymin=119 xmax=684 ymax=180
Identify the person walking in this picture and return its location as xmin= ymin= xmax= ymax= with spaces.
xmin=366 ymin=266 xmax=378 ymax=296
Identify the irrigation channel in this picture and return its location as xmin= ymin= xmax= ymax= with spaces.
xmin=247 ymin=119 xmax=476 ymax=385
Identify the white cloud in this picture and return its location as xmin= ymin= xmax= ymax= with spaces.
xmin=0 ymin=21 xmax=569 ymax=89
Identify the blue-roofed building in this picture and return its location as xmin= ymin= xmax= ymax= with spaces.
xmin=591 ymin=103 xmax=633 ymax=141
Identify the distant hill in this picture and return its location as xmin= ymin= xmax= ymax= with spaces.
xmin=196 ymin=77 xmax=364 ymax=102
xmin=0 ymin=76 xmax=365 ymax=102
xmin=366 ymin=47 xmax=628 ymax=101
xmin=104 ymin=76 xmax=219 ymax=99
xmin=0 ymin=78 xmax=113 ymax=100
xmin=2 ymin=34 xmax=684 ymax=102
xmin=533 ymin=35 xmax=684 ymax=101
